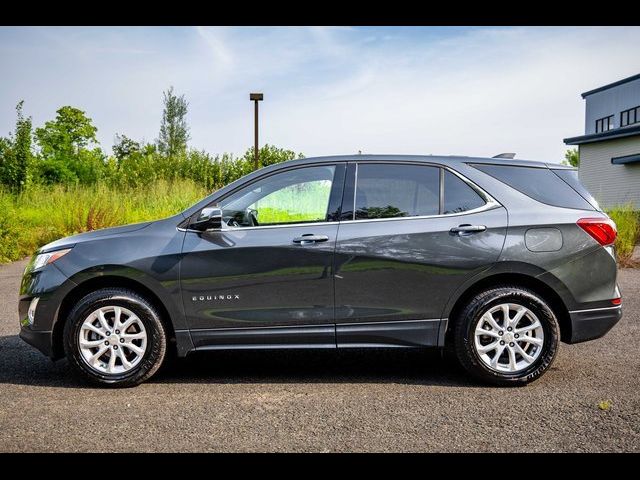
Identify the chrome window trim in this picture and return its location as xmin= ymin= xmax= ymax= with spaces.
xmin=179 ymin=221 xmax=338 ymax=233
xmin=338 ymin=201 xmax=501 ymax=225
xmin=444 ymin=165 xmax=499 ymax=207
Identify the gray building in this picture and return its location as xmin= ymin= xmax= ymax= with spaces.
xmin=564 ymin=73 xmax=640 ymax=209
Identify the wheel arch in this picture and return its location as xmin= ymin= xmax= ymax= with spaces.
xmin=51 ymin=274 xmax=178 ymax=360
xmin=443 ymin=268 xmax=573 ymax=345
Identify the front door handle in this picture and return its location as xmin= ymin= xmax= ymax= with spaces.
xmin=292 ymin=234 xmax=329 ymax=244
xmin=450 ymin=224 xmax=487 ymax=236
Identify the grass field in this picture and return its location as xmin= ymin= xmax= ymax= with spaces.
xmin=1 ymin=181 xmax=638 ymax=266
xmin=0 ymin=179 xmax=332 ymax=263
xmin=0 ymin=180 xmax=208 ymax=263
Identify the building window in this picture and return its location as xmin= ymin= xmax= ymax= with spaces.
xmin=620 ymin=106 xmax=639 ymax=127
xmin=595 ymin=115 xmax=615 ymax=133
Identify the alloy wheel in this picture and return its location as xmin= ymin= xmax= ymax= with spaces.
xmin=473 ymin=303 xmax=545 ymax=373
xmin=78 ymin=306 xmax=147 ymax=375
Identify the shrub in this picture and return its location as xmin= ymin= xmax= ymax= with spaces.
xmin=607 ymin=204 xmax=640 ymax=267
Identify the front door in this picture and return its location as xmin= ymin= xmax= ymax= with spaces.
xmin=180 ymin=163 xmax=345 ymax=348
xmin=334 ymin=162 xmax=507 ymax=347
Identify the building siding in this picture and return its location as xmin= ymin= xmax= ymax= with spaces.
xmin=585 ymin=77 xmax=640 ymax=134
xmin=579 ymin=135 xmax=640 ymax=209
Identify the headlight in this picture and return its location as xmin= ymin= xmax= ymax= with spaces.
xmin=32 ymin=248 xmax=72 ymax=270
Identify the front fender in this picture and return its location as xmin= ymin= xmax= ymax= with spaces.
xmin=64 ymin=264 xmax=187 ymax=330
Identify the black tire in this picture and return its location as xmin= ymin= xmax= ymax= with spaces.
xmin=453 ymin=285 xmax=559 ymax=386
xmin=63 ymin=288 xmax=167 ymax=388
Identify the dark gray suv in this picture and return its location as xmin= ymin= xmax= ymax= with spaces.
xmin=19 ymin=155 xmax=622 ymax=387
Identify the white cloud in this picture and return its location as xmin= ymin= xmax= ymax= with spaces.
xmin=1 ymin=26 xmax=639 ymax=162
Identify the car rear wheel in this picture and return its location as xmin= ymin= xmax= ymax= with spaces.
xmin=453 ymin=286 xmax=559 ymax=386
xmin=63 ymin=288 xmax=167 ymax=387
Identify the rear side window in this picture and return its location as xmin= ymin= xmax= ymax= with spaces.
xmin=443 ymin=170 xmax=486 ymax=214
xmin=355 ymin=164 xmax=439 ymax=219
xmin=551 ymin=169 xmax=601 ymax=211
xmin=472 ymin=164 xmax=594 ymax=210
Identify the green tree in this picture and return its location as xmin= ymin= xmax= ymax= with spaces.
xmin=241 ymin=144 xmax=302 ymax=170
xmin=113 ymin=134 xmax=141 ymax=161
xmin=13 ymin=101 xmax=33 ymax=191
xmin=157 ymin=86 xmax=190 ymax=158
xmin=34 ymin=106 xmax=102 ymax=184
xmin=0 ymin=137 xmax=12 ymax=187
xmin=563 ymin=148 xmax=579 ymax=167
xmin=0 ymin=101 xmax=33 ymax=192
xmin=35 ymin=106 xmax=98 ymax=159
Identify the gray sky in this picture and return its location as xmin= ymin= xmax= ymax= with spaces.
xmin=1 ymin=26 xmax=640 ymax=162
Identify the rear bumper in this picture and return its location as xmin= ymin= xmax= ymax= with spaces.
xmin=567 ymin=306 xmax=622 ymax=343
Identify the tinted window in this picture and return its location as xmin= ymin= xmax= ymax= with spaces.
xmin=551 ymin=168 xmax=601 ymax=211
xmin=472 ymin=164 xmax=594 ymax=210
xmin=221 ymin=165 xmax=336 ymax=226
xmin=443 ymin=170 xmax=486 ymax=214
xmin=355 ymin=164 xmax=439 ymax=219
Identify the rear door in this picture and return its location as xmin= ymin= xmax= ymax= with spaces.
xmin=334 ymin=162 xmax=507 ymax=347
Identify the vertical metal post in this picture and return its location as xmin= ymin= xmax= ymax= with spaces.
xmin=254 ymin=100 xmax=259 ymax=170
xmin=249 ymin=93 xmax=263 ymax=170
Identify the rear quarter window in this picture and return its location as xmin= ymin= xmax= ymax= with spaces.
xmin=471 ymin=164 xmax=595 ymax=210
xmin=443 ymin=170 xmax=486 ymax=214
xmin=551 ymin=168 xmax=601 ymax=211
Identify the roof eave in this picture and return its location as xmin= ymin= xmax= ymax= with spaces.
xmin=581 ymin=72 xmax=640 ymax=98
xmin=564 ymin=125 xmax=640 ymax=145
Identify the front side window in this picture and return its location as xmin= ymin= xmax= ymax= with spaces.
xmin=220 ymin=165 xmax=336 ymax=227
xmin=354 ymin=164 xmax=440 ymax=220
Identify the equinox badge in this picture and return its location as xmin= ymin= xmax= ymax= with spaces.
xmin=192 ymin=294 xmax=241 ymax=302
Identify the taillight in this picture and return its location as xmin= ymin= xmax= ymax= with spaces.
xmin=611 ymin=297 xmax=622 ymax=306
xmin=577 ymin=217 xmax=617 ymax=246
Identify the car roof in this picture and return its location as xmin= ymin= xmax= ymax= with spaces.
xmin=274 ymin=154 xmax=573 ymax=170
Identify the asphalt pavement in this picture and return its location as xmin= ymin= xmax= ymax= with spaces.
xmin=0 ymin=258 xmax=638 ymax=452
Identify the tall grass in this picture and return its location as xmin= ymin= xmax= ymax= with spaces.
xmin=2 ymin=181 xmax=639 ymax=268
xmin=0 ymin=179 xmax=207 ymax=263
xmin=608 ymin=204 xmax=640 ymax=267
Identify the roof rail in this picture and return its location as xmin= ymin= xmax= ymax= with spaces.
xmin=492 ymin=153 xmax=516 ymax=159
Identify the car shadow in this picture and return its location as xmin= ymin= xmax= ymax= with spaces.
xmin=0 ymin=334 xmax=478 ymax=389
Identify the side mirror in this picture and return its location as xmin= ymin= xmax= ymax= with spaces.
xmin=190 ymin=207 xmax=223 ymax=231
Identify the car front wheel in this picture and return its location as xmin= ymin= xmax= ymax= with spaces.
xmin=63 ymin=288 xmax=167 ymax=387
xmin=453 ymin=286 xmax=559 ymax=386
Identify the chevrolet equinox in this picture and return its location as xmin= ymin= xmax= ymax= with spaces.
xmin=19 ymin=155 xmax=623 ymax=387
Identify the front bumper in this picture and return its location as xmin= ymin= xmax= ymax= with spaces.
xmin=567 ymin=306 xmax=622 ymax=343
xmin=19 ymin=327 xmax=54 ymax=357
xmin=19 ymin=262 xmax=76 ymax=359
xmin=19 ymin=294 xmax=56 ymax=357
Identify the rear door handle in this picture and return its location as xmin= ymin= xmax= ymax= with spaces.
xmin=450 ymin=224 xmax=487 ymax=236
xmin=292 ymin=234 xmax=329 ymax=244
